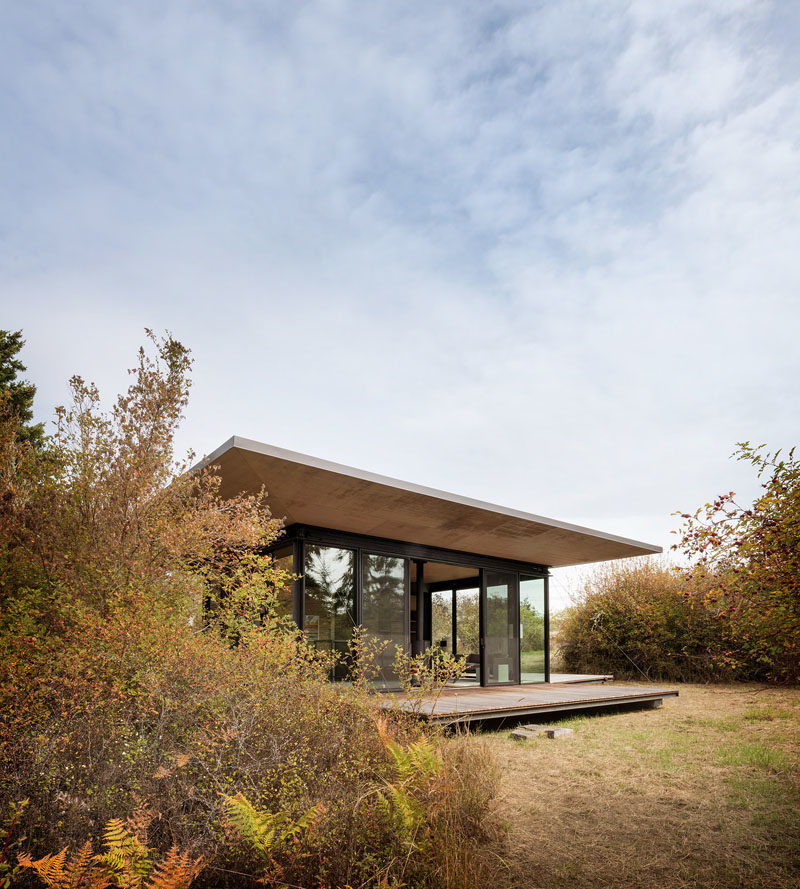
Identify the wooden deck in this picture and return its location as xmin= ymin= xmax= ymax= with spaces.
xmin=381 ymin=682 xmax=678 ymax=725
xmin=550 ymin=672 xmax=613 ymax=684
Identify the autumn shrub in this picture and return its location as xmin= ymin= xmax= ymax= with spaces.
xmin=0 ymin=332 xmax=504 ymax=889
xmin=675 ymin=443 xmax=800 ymax=682
xmin=558 ymin=559 xmax=729 ymax=682
xmin=561 ymin=444 xmax=800 ymax=685
xmin=219 ymin=727 xmax=501 ymax=889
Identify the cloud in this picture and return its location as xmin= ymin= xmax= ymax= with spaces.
xmin=1 ymin=0 xmax=798 ymax=610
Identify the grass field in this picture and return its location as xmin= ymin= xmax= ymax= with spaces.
xmin=476 ymin=683 xmax=800 ymax=889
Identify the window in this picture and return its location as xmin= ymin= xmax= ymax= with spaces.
xmin=304 ymin=545 xmax=356 ymax=680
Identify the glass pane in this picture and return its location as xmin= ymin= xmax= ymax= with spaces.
xmin=304 ymin=545 xmax=356 ymax=680
xmin=454 ymin=587 xmax=480 ymax=684
xmin=485 ymin=570 xmax=519 ymax=684
xmin=520 ymin=576 xmax=546 ymax=683
xmin=361 ymin=553 xmax=407 ymax=686
xmin=456 ymin=586 xmax=480 ymax=663
xmin=270 ymin=545 xmax=294 ymax=619
xmin=431 ymin=590 xmax=453 ymax=655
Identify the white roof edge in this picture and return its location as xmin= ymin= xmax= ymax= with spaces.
xmin=195 ymin=435 xmax=662 ymax=556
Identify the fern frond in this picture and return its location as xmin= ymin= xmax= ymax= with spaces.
xmin=125 ymin=809 xmax=155 ymax=840
xmin=406 ymin=738 xmax=442 ymax=777
xmin=100 ymin=818 xmax=152 ymax=889
xmin=223 ymin=794 xmax=285 ymax=852
xmin=145 ymin=847 xmax=203 ymax=889
xmin=65 ymin=841 xmax=100 ymax=889
xmin=17 ymin=848 xmax=69 ymax=889
xmin=18 ymin=842 xmax=111 ymax=889
xmin=384 ymin=736 xmax=442 ymax=782
xmin=102 ymin=820 xmax=128 ymax=848
xmin=223 ymin=794 xmax=324 ymax=860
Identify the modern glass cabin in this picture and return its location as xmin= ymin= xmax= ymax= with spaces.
xmin=203 ymin=436 xmax=661 ymax=688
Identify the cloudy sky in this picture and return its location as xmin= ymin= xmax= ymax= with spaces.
xmin=2 ymin=1 xmax=799 ymax=606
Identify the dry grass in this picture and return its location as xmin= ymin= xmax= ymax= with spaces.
xmin=472 ymin=683 xmax=800 ymax=889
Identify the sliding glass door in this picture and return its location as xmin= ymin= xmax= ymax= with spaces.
xmin=361 ymin=552 xmax=408 ymax=686
xmin=484 ymin=570 xmax=519 ymax=685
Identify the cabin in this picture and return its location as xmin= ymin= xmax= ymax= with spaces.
xmin=202 ymin=436 xmax=662 ymax=696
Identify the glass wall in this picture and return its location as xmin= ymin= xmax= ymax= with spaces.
xmin=304 ymin=545 xmax=356 ymax=680
xmin=485 ymin=570 xmax=519 ymax=684
xmin=519 ymin=575 xmax=546 ymax=683
xmin=361 ymin=553 xmax=407 ymax=685
xmin=292 ymin=533 xmax=547 ymax=686
xmin=270 ymin=544 xmax=295 ymax=619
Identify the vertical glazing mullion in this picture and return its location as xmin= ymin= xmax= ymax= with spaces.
xmin=544 ymin=572 xmax=551 ymax=683
xmin=293 ymin=537 xmax=305 ymax=631
xmin=515 ymin=572 xmax=521 ymax=685
xmin=353 ymin=548 xmax=362 ymax=629
xmin=478 ymin=567 xmax=486 ymax=687
xmin=451 ymin=588 xmax=457 ymax=657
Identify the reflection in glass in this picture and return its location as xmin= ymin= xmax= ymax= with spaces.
xmin=455 ymin=588 xmax=481 ymax=684
xmin=361 ymin=553 xmax=407 ymax=685
xmin=431 ymin=590 xmax=453 ymax=655
xmin=455 ymin=588 xmax=480 ymax=659
xmin=270 ymin=545 xmax=295 ymax=619
xmin=304 ymin=545 xmax=355 ymax=680
xmin=520 ymin=576 xmax=546 ymax=683
xmin=485 ymin=571 xmax=519 ymax=684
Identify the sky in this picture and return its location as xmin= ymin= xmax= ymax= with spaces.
xmin=2 ymin=1 xmax=799 ymax=609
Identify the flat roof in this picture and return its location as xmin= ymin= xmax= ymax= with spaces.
xmin=198 ymin=436 xmax=661 ymax=569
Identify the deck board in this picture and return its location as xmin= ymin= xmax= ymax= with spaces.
xmin=381 ymin=682 xmax=678 ymax=724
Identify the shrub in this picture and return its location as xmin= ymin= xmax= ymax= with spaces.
xmin=0 ymin=331 xmax=504 ymax=889
xmin=675 ymin=443 xmax=800 ymax=682
xmin=558 ymin=559 xmax=730 ymax=682
xmin=561 ymin=443 xmax=800 ymax=684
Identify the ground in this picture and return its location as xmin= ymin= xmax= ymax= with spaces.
xmin=476 ymin=682 xmax=800 ymax=889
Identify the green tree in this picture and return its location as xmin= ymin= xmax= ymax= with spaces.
xmin=0 ymin=330 xmax=44 ymax=447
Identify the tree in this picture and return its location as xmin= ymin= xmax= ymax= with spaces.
xmin=0 ymin=330 xmax=44 ymax=447
xmin=675 ymin=442 xmax=800 ymax=681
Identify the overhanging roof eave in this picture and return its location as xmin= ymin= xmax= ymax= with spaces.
xmin=194 ymin=436 xmax=662 ymax=566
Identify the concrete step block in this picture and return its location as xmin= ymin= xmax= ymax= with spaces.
xmin=522 ymin=723 xmax=574 ymax=738
xmin=510 ymin=728 xmax=539 ymax=742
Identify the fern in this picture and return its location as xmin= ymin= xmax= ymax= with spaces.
xmin=17 ymin=849 xmax=70 ymax=889
xmin=100 ymin=819 xmax=152 ymax=889
xmin=385 ymin=737 xmax=442 ymax=781
xmin=145 ymin=848 xmax=202 ymax=889
xmin=223 ymin=794 xmax=324 ymax=861
xmin=18 ymin=821 xmax=202 ymax=889
xmin=17 ymin=842 xmax=109 ymax=889
xmin=376 ymin=786 xmax=425 ymax=847
xmin=375 ymin=730 xmax=444 ymax=850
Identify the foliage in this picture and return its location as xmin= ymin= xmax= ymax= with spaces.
xmin=222 ymin=794 xmax=324 ymax=885
xmin=558 ymin=559 xmax=725 ymax=682
xmin=17 ymin=815 xmax=202 ymax=889
xmin=0 ymin=800 xmax=29 ymax=889
xmin=391 ymin=646 xmax=466 ymax=718
xmin=0 ymin=331 xmax=503 ymax=889
xmin=674 ymin=442 xmax=800 ymax=682
xmin=375 ymin=729 xmax=442 ymax=850
xmin=560 ymin=442 xmax=800 ymax=683
xmin=222 ymin=726 xmax=503 ymax=889
xmin=0 ymin=331 xmax=44 ymax=448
